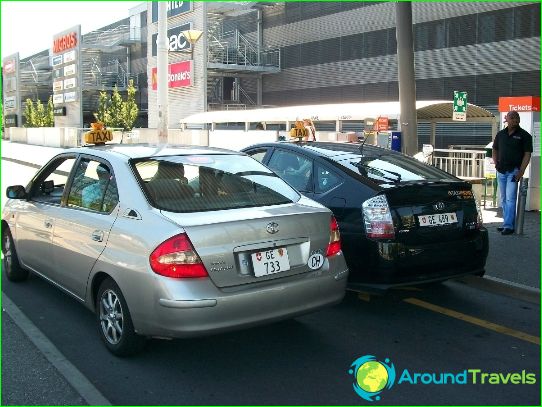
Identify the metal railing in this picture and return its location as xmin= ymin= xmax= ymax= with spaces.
xmin=431 ymin=148 xmax=486 ymax=178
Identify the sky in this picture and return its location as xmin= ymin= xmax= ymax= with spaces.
xmin=1 ymin=1 xmax=143 ymax=61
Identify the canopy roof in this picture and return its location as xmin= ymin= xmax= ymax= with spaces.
xmin=180 ymin=101 xmax=496 ymax=124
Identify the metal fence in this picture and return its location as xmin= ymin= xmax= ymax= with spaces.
xmin=431 ymin=148 xmax=486 ymax=179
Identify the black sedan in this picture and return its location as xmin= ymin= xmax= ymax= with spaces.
xmin=242 ymin=142 xmax=488 ymax=290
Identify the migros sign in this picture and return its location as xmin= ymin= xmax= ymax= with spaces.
xmin=53 ymin=32 xmax=78 ymax=54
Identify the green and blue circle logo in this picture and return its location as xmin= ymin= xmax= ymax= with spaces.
xmin=349 ymin=355 xmax=396 ymax=401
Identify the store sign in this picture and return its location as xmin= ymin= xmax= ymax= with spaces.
xmin=151 ymin=60 xmax=193 ymax=90
xmin=53 ymin=106 xmax=67 ymax=116
xmin=151 ymin=22 xmax=191 ymax=56
xmin=53 ymin=31 xmax=77 ymax=53
xmin=53 ymin=94 xmax=64 ymax=104
xmin=64 ymin=77 xmax=76 ymax=90
xmin=453 ymin=90 xmax=467 ymax=121
xmin=64 ymin=63 xmax=76 ymax=76
xmin=376 ymin=116 xmax=389 ymax=131
xmin=53 ymin=68 xmax=63 ymax=79
xmin=3 ymin=59 xmax=16 ymax=74
xmin=5 ymin=115 xmax=18 ymax=127
xmin=52 ymin=54 xmax=63 ymax=66
xmin=4 ymin=77 xmax=17 ymax=92
xmin=498 ymin=96 xmax=540 ymax=112
xmin=151 ymin=1 xmax=192 ymax=23
xmin=64 ymin=91 xmax=77 ymax=103
xmin=53 ymin=80 xmax=64 ymax=92
xmin=63 ymin=50 xmax=76 ymax=63
xmin=4 ymin=96 xmax=17 ymax=110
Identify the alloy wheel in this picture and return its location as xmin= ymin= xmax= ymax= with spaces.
xmin=99 ymin=289 xmax=124 ymax=345
xmin=3 ymin=233 xmax=12 ymax=273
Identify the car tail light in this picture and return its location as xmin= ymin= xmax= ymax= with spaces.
xmin=362 ymin=194 xmax=395 ymax=239
xmin=326 ymin=216 xmax=342 ymax=257
xmin=150 ymin=233 xmax=208 ymax=278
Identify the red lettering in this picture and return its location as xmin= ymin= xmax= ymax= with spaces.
xmin=52 ymin=32 xmax=78 ymax=53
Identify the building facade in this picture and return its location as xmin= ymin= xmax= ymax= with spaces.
xmin=3 ymin=1 xmax=540 ymax=148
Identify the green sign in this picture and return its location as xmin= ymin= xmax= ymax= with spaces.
xmin=453 ymin=91 xmax=467 ymax=121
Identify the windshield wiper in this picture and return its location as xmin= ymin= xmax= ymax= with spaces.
xmin=352 ymin=160 xmax=402 ymax=183
xmin=235 ymin=170 xmax=276 ymax=177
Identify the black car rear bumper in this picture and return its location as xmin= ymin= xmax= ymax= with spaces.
xmin=346 ymin=228 xmax=489 ymax=290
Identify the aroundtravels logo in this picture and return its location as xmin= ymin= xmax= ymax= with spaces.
xmin=348 ymin=355 xmax=537 ymax=402
xmin=348 ymin=355 xmax=396 ymax=401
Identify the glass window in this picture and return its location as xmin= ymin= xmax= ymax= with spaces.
xmin=514 ymin=4 xmax=540 ymax=39
xmin=315 ymin=163 xmax=342 ymax=194
xmin=246 ymin=149 xmax=269 ymax=163
xmin=67 ymin=159 xmax=118 ymax=213
xmin=338 ymin=152 xmax=457 ymax=185
xmin=447 ymin=15 xmax=476 ymax=47
xmin=267 ymin=150 xmax=313 ymax=192
xmin=133 ymin=155 xmax=299 ymax=213
xmin=31 ymin=157 xmax=77 ymax=205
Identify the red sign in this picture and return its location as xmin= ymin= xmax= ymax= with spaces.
xmin=498 ymin=96 xmax=540 ymax=112
xmin=151 ymin=61 xmax=193 ymax=90
xmin=3 ymin=59 xmax=16 ymax=74
xmin=376 ymin=116 xmax=389 ymax=131
xmin=53 ymin=32 xmax=78 ymax=54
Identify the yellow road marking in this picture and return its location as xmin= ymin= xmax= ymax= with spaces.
xmin=404 ymin=297 xmax=540 ymax=346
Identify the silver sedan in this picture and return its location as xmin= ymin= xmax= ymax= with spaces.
xmin=2 ymin=144 xmax=348 ymax=356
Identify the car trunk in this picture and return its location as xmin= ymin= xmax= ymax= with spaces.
xmin=385 ymin=181 xmax=480 ymax=243
xmin=381 ymin=181 xmax=484 ymax=275
xmin=161 ymin=205 xmax=332 ymax=288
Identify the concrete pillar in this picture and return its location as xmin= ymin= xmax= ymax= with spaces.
xmin=396 ymin=2 xmax=418 ymax=156
xmin=157 ymin=2 xmax=169 ymax=144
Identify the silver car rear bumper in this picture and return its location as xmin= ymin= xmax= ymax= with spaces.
xmin=137 ymin=268 xmax=348 ymax=338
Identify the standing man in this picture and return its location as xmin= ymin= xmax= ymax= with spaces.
xmin=492 ymin=110 xmax=533 ymax=235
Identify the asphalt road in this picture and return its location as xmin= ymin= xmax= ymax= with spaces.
xmin=3 ymin=270 xmax=540 ymax=405
xmin=2 ymin=157 xmax=540 ymax=405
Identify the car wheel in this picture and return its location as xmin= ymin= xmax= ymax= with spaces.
xmin=96 ymin=278 xmax=146 ymax=356
xmin=2 ymin=228 xmax=29 ymax=282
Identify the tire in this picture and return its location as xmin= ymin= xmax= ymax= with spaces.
xmin=2 ymin=228 xmax=29 ymax=282
xmin=96 ymin=278 xmax=146 ymax=357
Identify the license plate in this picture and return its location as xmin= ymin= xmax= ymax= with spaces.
xmin=418 ymin=212 xmax=458 ymax=227
xmin=251 ymin=248 xmax=290 ymax=277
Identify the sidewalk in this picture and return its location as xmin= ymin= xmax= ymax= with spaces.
xmin=1 ymin=139 xmax=540 ymax=290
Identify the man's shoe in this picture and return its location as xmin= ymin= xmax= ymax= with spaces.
xmin=501 ymin=228 xmax=514 ymax=235
xmin=497 ymin=227 xmax=504 ymax=232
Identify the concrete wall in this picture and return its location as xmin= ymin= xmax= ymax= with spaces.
xmin=209 ymin=130 xmax=278 ymax=151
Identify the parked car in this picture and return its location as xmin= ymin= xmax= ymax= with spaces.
xmin=242 ymin=142 xmax=488 ymax=290
xmin=2 ymin=144 xmax=348 ymax=356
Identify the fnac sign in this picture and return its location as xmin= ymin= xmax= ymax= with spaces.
xmin=53 ymin=32 xmax=78 ymax=54
xmin=498 ymin=96 xmax=540 ymax=112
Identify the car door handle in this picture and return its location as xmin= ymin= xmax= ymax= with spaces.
xmin=44 ymin=219 xmax=53 ymax=229
xmin=91 ymin=230 xmax=104 ymax=242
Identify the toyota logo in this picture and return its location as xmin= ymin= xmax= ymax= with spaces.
xmin=433 ymin=201 xmax=446 ymax=211
xmin=266 ymin=222 xmax=279 ymax=234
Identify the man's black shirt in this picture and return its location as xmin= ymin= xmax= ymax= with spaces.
xmin=493 ymin=126 xmax=533 ymax=173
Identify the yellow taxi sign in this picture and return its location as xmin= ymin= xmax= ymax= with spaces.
xmin=84 ymin=122 xmax=113 ymax=144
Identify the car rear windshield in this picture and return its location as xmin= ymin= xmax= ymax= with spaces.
xmin=339 ymin=152 xmax=458 ymax=184
xmin=132 ymin=154 xmax=300 ymax=212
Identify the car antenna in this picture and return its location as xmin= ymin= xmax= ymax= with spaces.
xmin=359 ymin=135 xmax=368 ymax=156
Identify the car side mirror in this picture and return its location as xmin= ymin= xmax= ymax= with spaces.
xmin=6 ymin=185 xmax=27 ymax=199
